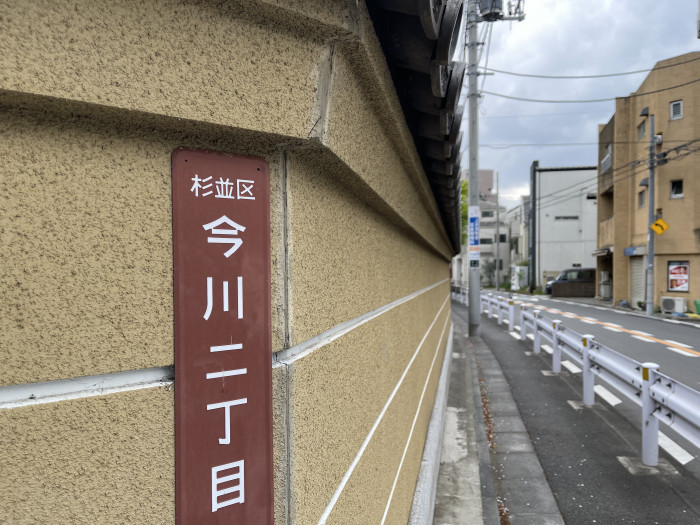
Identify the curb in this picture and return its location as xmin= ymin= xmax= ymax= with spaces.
xmin=408 ymin=326 xmax=454 ymax=524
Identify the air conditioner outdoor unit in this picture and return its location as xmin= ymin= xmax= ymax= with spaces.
xmin=660 ymin=296 xmax=686 ymax=314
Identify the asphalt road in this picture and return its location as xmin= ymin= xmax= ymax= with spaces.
xmin=510 ymin=294 xmax=700 ymax=390
xmin=476 ymin=311 xmax=700 ymax=525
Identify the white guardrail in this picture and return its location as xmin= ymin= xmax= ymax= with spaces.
xmin=452 ymin=287 xmax=700 ymax=467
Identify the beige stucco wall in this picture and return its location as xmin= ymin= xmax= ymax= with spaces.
xmin=1 ymin=1 xmax=454 ymax=523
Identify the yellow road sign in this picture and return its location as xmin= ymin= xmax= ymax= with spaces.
xmin=650 ymin=218 xmax=669 ymax=235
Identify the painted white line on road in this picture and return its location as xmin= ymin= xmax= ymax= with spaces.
xmin=631 ymin=335 xmax=655 ymax=343
xmin=634 ymin=330 xmax=653 ymax=336
xmin=594 ymin=385 xmax=622 ymax=406
xmin=562 ymin=313 xmax=577 ymax=318
xmin=604 ymin=326 xmax=623 ymax=332
xmin=562 ymin=360 xmax=582 ymax=374
xmin=593 ymin=306 xmax=608 ymax=311
xmin=665 ymin=339 xmax=693 ymax=349
xmin=663 ymin=319 xmax=684 ymax=324
xmin=509 ymin=332 xmax=521 ymax=340
xmin=666 ymin=346 xmax=697 ymax=357
xmin=659 ymin=432 xmax=695 ymax=465
xmin=606 ymin=322 xmax=623 ymax=327
xmin=514 ymin=325 xmax=521 ymax=331
xmin=541 ymin=344 xmax=553 ymax=355
xmin=526 ymin=333 xmax=534 ymax=341
xmin=580 ymin=318 xmax=598 ymax=325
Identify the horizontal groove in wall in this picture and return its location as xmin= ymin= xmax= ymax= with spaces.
xmin=273 ymin=278 xmax=448 ymax=365
xmin=0 ymin=366 xmax=174 ymax=410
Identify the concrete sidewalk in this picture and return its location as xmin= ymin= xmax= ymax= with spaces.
xmin=437 ymin=297 xmax=700 ymax=524
xmin=434 ymin=300 xmax=564 ymax=524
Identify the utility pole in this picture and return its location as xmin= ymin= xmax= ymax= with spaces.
xmin=641 ymin=108 xmax=656 ymax=316
xmin=466 ymin=0 xmax=481 ymax=336
xmin=466 ymin=0 xmax=524 ymax=336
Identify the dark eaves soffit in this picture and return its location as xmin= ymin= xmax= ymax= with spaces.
xmin=367 ymin=0 xmax=465 ymax=254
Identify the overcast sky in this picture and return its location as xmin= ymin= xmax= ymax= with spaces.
xmin=458 ymin=0 xmax=700 ymax=210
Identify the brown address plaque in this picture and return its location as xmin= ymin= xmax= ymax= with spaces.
xmin=172 ymin=148 xmax=273 ymax=524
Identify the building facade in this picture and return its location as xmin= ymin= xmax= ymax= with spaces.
xmin=529 ymin=163 xmax=598 ymax=288
xmin=452 ymin=169 xmax=509 ymax=288
xmin=0 ymin=1 xmax=464 ymax=523
xmin=596 ymin=52 xmax=700 ymax=311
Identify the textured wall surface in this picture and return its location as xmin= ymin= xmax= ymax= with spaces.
xmin=0 ymin=1 xmax=453 ymax=523
xmin=0 ymin=388 xmax=175 ymax=524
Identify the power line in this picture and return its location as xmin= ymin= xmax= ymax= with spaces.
xmin=481 ymin=110 xmax=612 ymax=119
xmin=479 ymin=55 xmax=700 ymax=79
xmin=480 ymin=139 xmax=695 ymax=148
xmin=482 ymin=77 xmax=700 ymax=103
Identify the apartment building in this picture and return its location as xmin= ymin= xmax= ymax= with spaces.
xmin=596 ymin=52 xmax=700 ymax=311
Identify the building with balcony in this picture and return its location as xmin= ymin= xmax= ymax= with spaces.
xmin=596 ymin=52 xmax=700 ymax=311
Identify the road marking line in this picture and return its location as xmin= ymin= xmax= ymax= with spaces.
xmin=659 ymin=432 xmax=695 ymax=465
xmin=634 ymin=330 xmax=653 ymax=336
xmin=666 ymin=346 xmax=697 ymax=357
xmin=514 ymin=325 xmax=521 ymax=331
xmin=604 ymin=326 xmax=623 ymax=332
xmin=526 ymin=333 xmax=534 ymax=341
xmin=665 ymin=339 xmax=693 ymax=349
xmin=562 ymin=360 xmax=582 ymax=374
xmin=511 ymin=303 xmax=700 ymax=357
xmin=594 ymin=385 xmax=622 ymax=406
xmin=632 ymin=335 xmax=655 ymax=343
xmin=541 ymin=344 xmax=553 ymax=355
xmin=581 ymin=319 xmax=597 ymax=325
xmin=664 ymin=319 xmax=684 ymax=324
xmin=509 ymin=332 xmax=521 ymax=340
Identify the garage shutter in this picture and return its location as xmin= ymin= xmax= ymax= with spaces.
xmin=630 ymin=256 xmax=646 ymax=308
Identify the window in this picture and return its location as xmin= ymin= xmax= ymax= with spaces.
xmin=670 ymin=100 xmax=683 ymax=120
xmin=480 ymin=238 xmax=493 ymax=244
xmin=482 ymin=211 xmax=494 ymax=218
xmin=638 ymin=189 xmax=645 ymax=208
xmin=495 ymin=234 xmax=506 ymax=243
xmin=637 ymin=120 xmax=646 ymax=141
xmin=671 ymin=179 xmax=684 ymax=198
xmin=554 ymin=215 xmax=579 ymax=220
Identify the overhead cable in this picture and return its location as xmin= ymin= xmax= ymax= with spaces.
xmin=482 ymin=77 xmax=700 ymax=103
xmin=480 ymin=55 xmax=700 ymax=79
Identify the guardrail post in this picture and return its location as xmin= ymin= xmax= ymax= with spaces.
xmin=519 ymin=305 xmax=526 ymax=340
xmin=497 ymin=297 xmax=504 ymax=325
xmin=641 ymin=362 xmax=660 ymax=466
xmin=533 ymin=310 xmax=542 ymax=354
xmin=462 ymin=288 xmax=467 ymax=305
xmin=487 ymin=293 xmax=493 ymax=318
xmin=551 ymin=320 xmax=562 ymax=373
xmin=582 ymin=334 xmax=595 ymax=406
xmin=508 ymin=300 xmax=515 ymax=332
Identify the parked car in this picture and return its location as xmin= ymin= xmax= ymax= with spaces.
xmin=546 ymin=268 xmax=596 ymax=297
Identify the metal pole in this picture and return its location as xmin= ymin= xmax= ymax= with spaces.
xmin=646 ymin=115 xmax=655 ymax=316
xmin=467 ymin=0 xmax=481 ymax=336
xmin=496 ymin=171 xmax=500 ymax=290
xmin=641 ymin=362 xmax=660 ymax=466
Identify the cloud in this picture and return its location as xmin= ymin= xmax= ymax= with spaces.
xmin=462 ymin=0 xmax=700 ymax=195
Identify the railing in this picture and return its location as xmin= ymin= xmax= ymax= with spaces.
xmin=466 ymin=290 xmax=700 ymax=467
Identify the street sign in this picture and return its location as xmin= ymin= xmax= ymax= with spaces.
xmin=468 ymin=206 xmax=480 ymax=266
xmin=651 ymin=218 xmax=669 ymax=235
xmin=172 ymin=148 xmax=273 ymax=525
